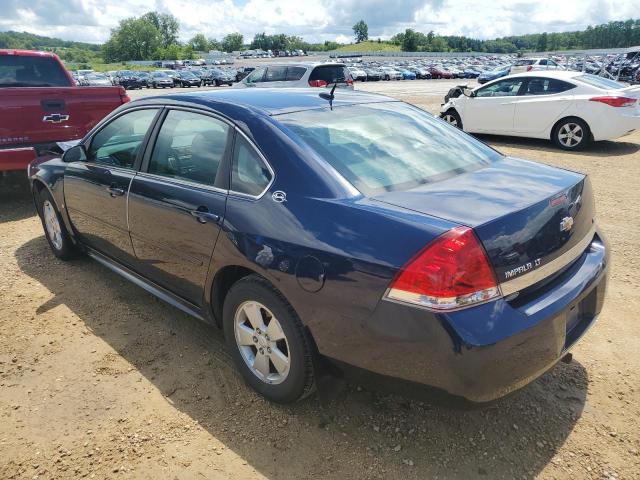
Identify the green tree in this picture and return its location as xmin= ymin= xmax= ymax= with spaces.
xmin=353 ymin=20 xmax=368 ymax=43
xmin=536 ymin=32 xmax=548 ymax=51
xmin=103 ymin=16 xmax=160 ymax=61
xmin=221 ymin=33 xmax=244 ymax=52
xmin=189 ymin=33 xmax=209 ymax=52
xmin=141 ymin=12 xmax=179 ymax=48
xmin=401 ymin=29 xmax=418 ymax=51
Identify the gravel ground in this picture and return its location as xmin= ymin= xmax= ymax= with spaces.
xmin=1 ymin=82 xmax=639 ymax=480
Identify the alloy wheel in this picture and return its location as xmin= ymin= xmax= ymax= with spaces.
xmin=558 ymin=123 xmax=584 ymax=148
xmin=234 ymin=301 xmax=290 ymax=385
xmin=43 ymin=200 xmax=63 ymax=250
xmin=442 ymin=114 xmax=458 ymax=127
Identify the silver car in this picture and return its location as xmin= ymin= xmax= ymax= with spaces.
xmin=235 ymin=63 xmax=354 ymax=89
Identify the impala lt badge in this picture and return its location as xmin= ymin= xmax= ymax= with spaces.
xmin=43 ymin=114 xmax=69 ymax=123
xmin=560 ymin=216 xmax=574 ymax=232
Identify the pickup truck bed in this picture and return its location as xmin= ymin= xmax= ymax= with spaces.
xmin=0 ymin=49 xmax=129 ymax=172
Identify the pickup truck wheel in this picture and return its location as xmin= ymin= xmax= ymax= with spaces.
xmin=37 ymin=189 xmax=77 ymax=260
xmin=223 ymin=275 xmax=316 ymax=403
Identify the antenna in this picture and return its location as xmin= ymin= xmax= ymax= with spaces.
xmin=319 ymin=79 xmax=339 ymax=110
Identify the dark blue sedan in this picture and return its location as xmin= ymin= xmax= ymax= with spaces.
xmin=29 ymin=89 xmax=608 ymax=404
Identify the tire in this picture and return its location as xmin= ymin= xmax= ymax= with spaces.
xmin=215 ymin=80 xmax=220 ymax=87
xmin=441 ymin=109 xmax=463 ymax=129
xmin=36 ymin=188 xmax=78 ymax=260
xmin=552 ymin=117 xmax=591 ymax=151
xmin=223 ymin=275 xmax=316 ymax=403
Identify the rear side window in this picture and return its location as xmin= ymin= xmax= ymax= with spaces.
xmin=264 ymin=66 xmax=288 ymax=82
xmin=309 ymin=65 xmax=349 ymax=83
xmin=0 ymin=55 xmax=71 ymax=87
xmin=286 ymin=66 xmax=306 ymax=81
xmin=524 ymin=78 xmax=575 ymax=95
xmin=88 ymin=109 xmax=158 ymax=169
xmin=231 ymin=136 xmax=273 ymax=197
xmin=149 ymin=110 xmax=229 ymax=187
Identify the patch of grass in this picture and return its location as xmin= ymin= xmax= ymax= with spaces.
xmin=334 ymin=41 xmax=401 ymax=53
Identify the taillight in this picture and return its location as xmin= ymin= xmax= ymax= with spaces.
xmin=308 ymin=79 xmax=328 ymax=87
xmin=346 ymin=78 xmax=354 ymax=86
xmin=386 ymin=227 xmax=500 ymax=311
xmin=118 ymin=86 xmax=130 ymax=104
xmin=526 ymin=65 xmax=533 ymax=72
xmin=589 ymin=96 xmax=636 ymax=107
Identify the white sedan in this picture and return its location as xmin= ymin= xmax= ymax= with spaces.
xmin=440 ymin=71 xmax=640 ymax=150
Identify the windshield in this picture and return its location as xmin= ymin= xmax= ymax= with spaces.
xmin=0 ymin=54 xmax=71 ymax=87
xmin=576 ymin=74 xmax=625 ymax=90
xmin=277 ymin=102 xmax=502 ymax=196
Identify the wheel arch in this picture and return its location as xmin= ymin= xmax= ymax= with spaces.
xmin=550 ymin=115 xmax=593 ymax=142
xmin=208 ymin=264 xmax=320 ymax=355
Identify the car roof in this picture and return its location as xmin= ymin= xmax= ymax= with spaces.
xmin=504 ymin=70 xmax=583 ymax=81
xmin=139 ymin=88 xmax=396 ymax=116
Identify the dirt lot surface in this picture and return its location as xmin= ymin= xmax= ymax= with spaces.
xmin=1 ymin=82 xmax=639 ymax=480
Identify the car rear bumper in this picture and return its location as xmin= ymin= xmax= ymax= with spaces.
xmin=0 ymin=147 xmax=36 ymax=172
xmin=322 ymin=231 xmax=608 ymax=403
xmin=589 ymin=110 xmax=640 ymax=141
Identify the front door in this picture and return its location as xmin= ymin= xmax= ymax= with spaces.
xmin=127 ymin=109 xmax=231 ymax=305
xmin=64 ymin=108 xmax=159 ymax=265
xmin=464 ymin=78 xmax=525 ymax=134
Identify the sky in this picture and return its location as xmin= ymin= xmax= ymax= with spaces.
xmin=0 ymin=0 xmax=637 ymax=45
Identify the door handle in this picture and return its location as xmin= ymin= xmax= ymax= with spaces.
xmin=107 ymin=184 xmax=125 ymax=197
xmin=190 ymin=206 xmax=220 ymax=224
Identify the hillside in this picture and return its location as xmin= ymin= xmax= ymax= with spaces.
xmin=335 ymin=41 xmax=400 ymax=52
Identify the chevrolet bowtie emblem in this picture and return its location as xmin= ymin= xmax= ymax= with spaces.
xmin=560 ymin=216 xmax=574 ymax=232
xmin=43 ymin=114 xmax=69 ymax=123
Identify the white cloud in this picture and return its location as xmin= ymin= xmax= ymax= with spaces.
xmin=0 ymin=0 xmax=636 ymax=44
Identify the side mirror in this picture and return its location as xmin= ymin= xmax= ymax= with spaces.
xmin=62 ymin=144 xmax=87 ymax=163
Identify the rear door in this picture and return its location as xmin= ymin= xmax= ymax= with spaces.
xmin=64 ymin=108 xmax=160 ymax=265
xmin=464 ymin=78 xmax=526 ymax=133
xmin=127 ymin=108 xmax=231 ymax=305
xmin=512 ymin=77 xmax=576 ymax=135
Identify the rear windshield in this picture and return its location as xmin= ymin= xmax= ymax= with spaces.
xmin=309 ymin=65 xmax=350 ymax=83
xmin=0 ymin=55 xmax=71 ymax=87
xmin=277 ymin=102 xmax=501 ymax=195
xmin=575 ymin=74 xmax=625 ymax=90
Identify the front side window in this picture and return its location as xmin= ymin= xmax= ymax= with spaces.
xmin=87 ymin=109 xmax=158 ymax=169
xmin=231 ymin=136 xmax=272 ymax=196
xmin=475 ymin=79 xmax=524 ymax=97
xmin=245 ymin=68 xmax=265 ymax=84
xmin=278 ymin=102 xmax=501 ymax=196
xmin=148 ymin=110 xmax=229 ymax=187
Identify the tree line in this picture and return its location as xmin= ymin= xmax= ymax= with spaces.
xmin=1 ymin=15 xmax=639 ymax=64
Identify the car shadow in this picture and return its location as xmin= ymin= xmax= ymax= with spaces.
xmin=0 ymin=173 xmax=35 ymax=223
xmin=15 ymin=236 xmax=588 ymax=479
xmin=477 ymin=134 xmax=640 ymax=157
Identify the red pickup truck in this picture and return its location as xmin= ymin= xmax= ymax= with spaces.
xmin=0 ymin=49 xmax=130 ymax=173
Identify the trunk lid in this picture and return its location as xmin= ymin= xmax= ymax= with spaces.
xmin=374 ymin=157 xmax=595 ymax=286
